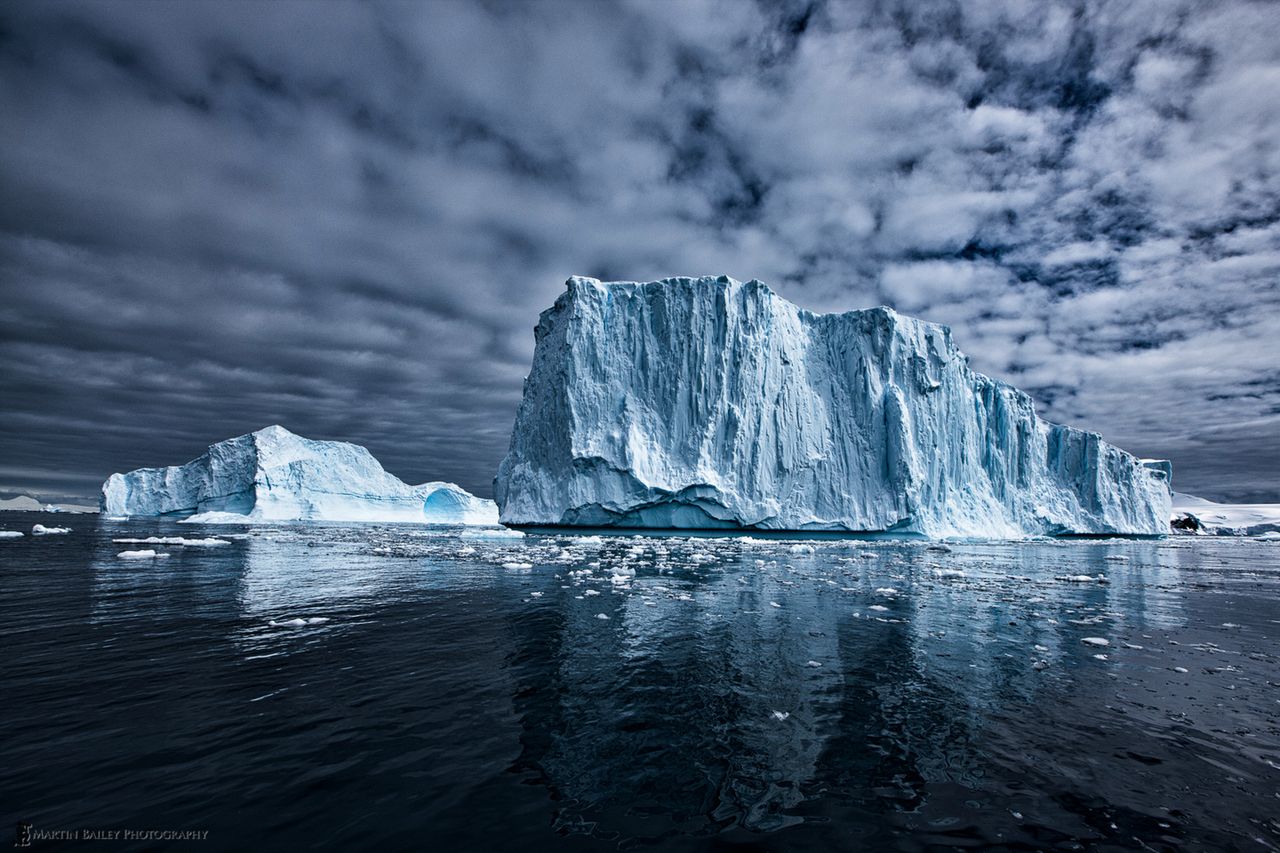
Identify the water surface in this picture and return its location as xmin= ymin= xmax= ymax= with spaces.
xmin=2 ymin=511 xmax=1278 ymax=850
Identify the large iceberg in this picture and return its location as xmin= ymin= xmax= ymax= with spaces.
xmin=102 ymin=425 xmax=498 ymax=525
xmin=495 ymin=276 xmax=1172 ymax=538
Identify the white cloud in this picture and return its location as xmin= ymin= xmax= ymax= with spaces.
xmin=0 ymin=0 xmax=1277 ymax=500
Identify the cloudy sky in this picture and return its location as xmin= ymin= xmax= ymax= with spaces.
xmin=1 ymin=0 xmax=1278 ymax=503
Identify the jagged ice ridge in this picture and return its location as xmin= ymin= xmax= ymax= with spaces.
xmin=495 ymin=276 xmax=1172 ymax=538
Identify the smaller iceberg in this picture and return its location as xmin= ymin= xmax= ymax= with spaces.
xmin=102 ymin=425 xmax=498 ymax=525
xmin=0 ymin=494 xmax=97 ymax=513
xmin=1170 ymin=492 xmax=1280 ymax=537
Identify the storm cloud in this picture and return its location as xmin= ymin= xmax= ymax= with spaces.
xmin=1 ymin=0 xmax=1278 ymax=502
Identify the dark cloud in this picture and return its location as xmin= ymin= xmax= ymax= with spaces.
xmin=1 ymin=0 xmax=1278 ymax=503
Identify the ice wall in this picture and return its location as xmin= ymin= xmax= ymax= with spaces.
xmin=495 ymin=276 xmax=1171 ymax=537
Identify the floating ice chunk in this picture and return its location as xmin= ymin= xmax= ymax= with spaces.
xmin=1081 ymin=637 xmax=1110 ymax=647
xmin=804 ymin=660 xmax=822 ymax=668
xmin=113 ymin=536 xmax=230 ymax=546
xmin=1033 ymin=660 xmax=1048 ymax=671
xmin=268 ymin=616 xmax=329 ymax=627
xmin=32 ymin=525 xmax=71 ymax=535
xmin=529 ymin=592 xmax=543 ymax=598
xmin=1173 ymin=666 xmax=1189 ymax=673
xmin=1057 ymin=574 xmax=1107 ymax=583
xmin=1092 ymin=653 xmax=1108 ymax=660
xmin=462 ymin=526 xmax=525 ymax=540
xmin=595 ymin=613 xmax=610 ymax=620
xmin=116 ymin=549 xmax=169 ymax=559
xmin=181 ymin=511 xmax=260 ymax=525
xmin=502 ymin=562 xmax=534 ymax=570
xmin=0 ymin=531 xmax=23 ymax=538
xmin=875 ymin=587 xmax=898 ymax=595
xmin=770 ymin=710 xmax=790 ymax=721
xmin=869 ymin=604 xmax=889 ymax=612
xmin=583 ymin=589 xmax=601 ymax=597
xmin=788 ymin=544 xmax=815 ymax=555
xmin=769 ymin=601 xmax=782 ymax=608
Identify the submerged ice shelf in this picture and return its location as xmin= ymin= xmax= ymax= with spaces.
xmin=495 ymin=276 xmax=1172 ymax=538
xmin=102 ymin=425 xmax=498 ymax=525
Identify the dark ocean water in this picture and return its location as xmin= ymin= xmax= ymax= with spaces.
xmin=2 ymin=510 xmax=1278 ymax=852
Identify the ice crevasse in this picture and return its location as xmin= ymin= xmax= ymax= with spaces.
xmin=494 ymin=276 xmax=1172 ymax=538
xmin=102 ymin=425 xmax=498 ymax=525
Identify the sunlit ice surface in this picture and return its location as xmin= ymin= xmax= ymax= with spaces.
xmin=2 ymin=510 xmax=1278 ymax=851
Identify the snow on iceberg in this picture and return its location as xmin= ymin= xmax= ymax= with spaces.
xmin=494 ymin=276 xmax=1172 ymax=538
xmin=102 ymin=425 xmax=499 ymax=525
xmin=1170 ymin=492 xmax=1280 ymax=536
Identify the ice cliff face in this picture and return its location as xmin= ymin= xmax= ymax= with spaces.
xmin=102 ymin=425 xmax=498 ymax=524
xmin=495 ymin=276 xmax=1172 ymax=538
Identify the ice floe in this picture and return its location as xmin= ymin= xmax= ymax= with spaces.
xmin=113 ymin=536 xmax=231 ymax=546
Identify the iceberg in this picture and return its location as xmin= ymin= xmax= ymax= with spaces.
xmin=102 ymin=425 xmax=498 ymax=525
xmin=0 ymin=494 xmax=97 ymax=513
xmin=1170 ymin=492 xmax=1280 ymax=536
xmin=494 ymin=276 xmax=1172 ymax=538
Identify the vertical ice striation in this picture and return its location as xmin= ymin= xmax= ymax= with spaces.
xmin=494 ymin=276 xmax=1172 ymax=537
xmin=102 ymin=425 xmax=498 ymax=524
